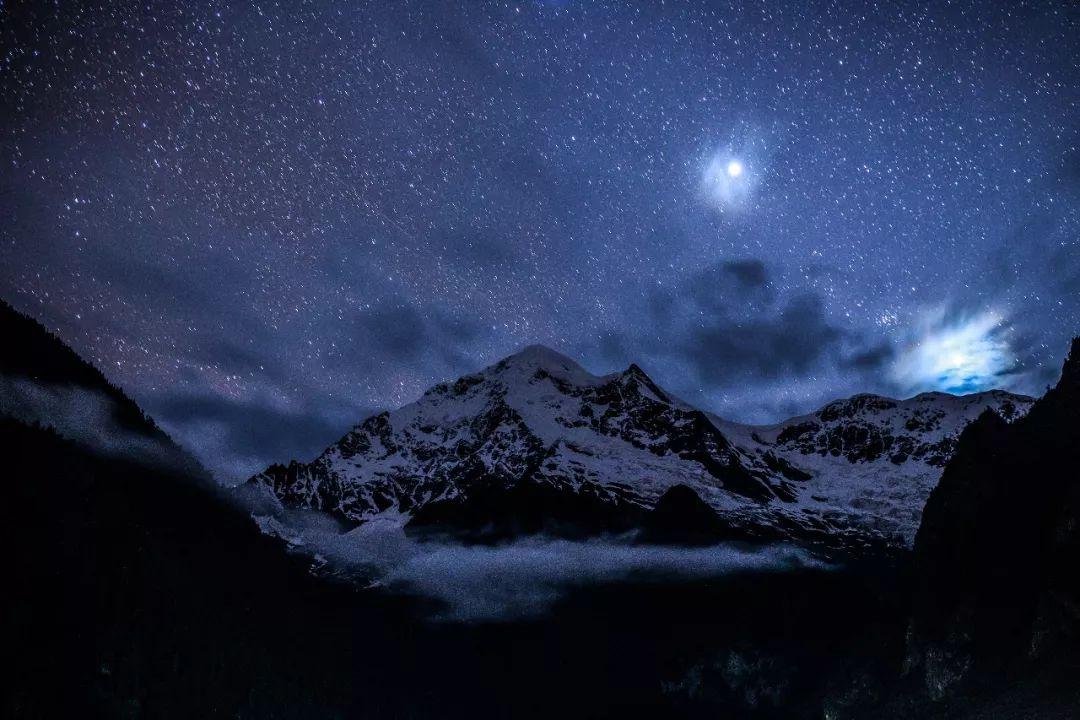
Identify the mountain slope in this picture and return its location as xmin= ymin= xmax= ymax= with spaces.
xmin=716 ymin=389 xmax=1030 ymax=546
xmin=0 ymin=299 xmax=207 ymax=477
xmin=249 ymin=345 xmax=1032 ymax=552
xmin=0 ymin=301 xmax=408 ymax=716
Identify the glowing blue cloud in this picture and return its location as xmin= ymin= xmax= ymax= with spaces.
xmin=891 ymin=311 xmax=1015 ymax=395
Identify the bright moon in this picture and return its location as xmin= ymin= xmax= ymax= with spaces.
xmin=701 ymin=153 xmax=757 ymax=211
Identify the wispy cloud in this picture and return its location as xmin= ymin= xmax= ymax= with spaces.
xmin=252 ymin=510 xmax=826 ymax=622
xmin=890 ymin=309 xmax=1018 ymax=395
xmin=0 ymin=377 xmax=172 ymax=466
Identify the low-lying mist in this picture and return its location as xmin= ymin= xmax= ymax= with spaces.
xmin=251 ymin=505 xmax=829 ymax=622
xmin=0 ymin=378 xmax=174 ymax=466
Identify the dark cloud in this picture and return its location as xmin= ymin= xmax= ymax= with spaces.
xmin=646 ymin=286 xmax=677 ymax=325
xmin=720 ymin=259 xmax=769 ymax=289
xmin=684 ymin=260 xmax=774 ymax=315
xmin=1049 ymin=243 xmax=1080 ymax=296
xmin=595 ymin=330 xmax=631 ymax=367
xmin=846 ymin=342 xmax=895 ymax=371
xmin=149 ymin=391 xmax=374 ymax=481
xmin=143 ymin=294 xmax=490 ymax=480
xmin=353 ymin=305 xmax=428 ymax=362
xmin=336 ymin=300 xmax=486 ymax=371
xmin=996 ymin=327 xmax=1063 ymax=391
xmin=155 ymin=296 xmax=490 ymax=480
xmin=581 ymin=260 xmax=896 ymax=422
xmin=153 ymin=393 xmax=352 ymax=462
xmin=1059 ymin=144 xmax=1080 ymax=187
xmin=681 ymin=292 xmax=843 ymax=385
xmin=438 ymin=226 xmax=520 ymax=268
xmin=643 ymin=261 xmax=882 ymax=388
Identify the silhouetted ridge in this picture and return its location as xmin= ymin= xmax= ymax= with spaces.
xmin=0 ymin=300 xmax=150 ymax=432
xmin=1057 ymin=336 xmax=1080 ymax=392
xmin=903 ymin=336 xmax=1080 ymax=707
xmin=0 ymin=299 xmax=428 ymax=716
xmin=0 ymin=299 xmax=207 ymax=478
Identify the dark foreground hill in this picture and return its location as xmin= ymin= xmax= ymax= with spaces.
xmin=889 ymin=338 xmax=1080 ymax=716
xmin=827 ymin=338 xmax=1080 ymax=718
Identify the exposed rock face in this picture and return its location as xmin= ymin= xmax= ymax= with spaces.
xmin=905 ymin=338 xmax=1080 ymax=701
xmin=638 ymin=484 xmax=759 ymax=546
xmin=710 ymin=389 xmax=1032 ymax=547
xmin=771 ymin=391 xmax=1025 ymax=467
xmin=406 ymin=478 xmax=648 ymax=543
xmin=248 ymin=345 xmax=1032 ymax=553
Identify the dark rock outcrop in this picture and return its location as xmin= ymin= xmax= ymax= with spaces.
xmin=903 ymin=337 xmax=1080 ymax=707
xmin=638 ymin=484 xmax=773 ymax=545
xmin=405 ymin=477 xmax=647 ymax=543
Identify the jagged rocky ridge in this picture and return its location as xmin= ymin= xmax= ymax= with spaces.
xmin=248 ymin=345 xmax=1031 ymax=553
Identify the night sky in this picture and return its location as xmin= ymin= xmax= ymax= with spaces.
xmin=2 ymin=1 xmax=1078 ymax=480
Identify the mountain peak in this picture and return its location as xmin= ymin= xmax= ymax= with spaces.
xmin=620 ymin=362 xmax=672 ymax=403
xmin=491 ymin=344 xmax=595 ymax=383
xmin=508 ymin=343 xmax=577 ymax=366
xmin=250 ymin=336 xmax=1039 ymax=551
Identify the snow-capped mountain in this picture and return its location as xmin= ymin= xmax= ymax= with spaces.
xmin=248 ymin=345 xmax=1031 ymax=552
xmin=711 ymin=389 xmax=1029 ymax=547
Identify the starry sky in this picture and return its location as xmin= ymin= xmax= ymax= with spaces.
xmin=2 ymin=0 xmax=1078 ymax=480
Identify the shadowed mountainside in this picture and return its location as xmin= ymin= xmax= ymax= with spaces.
xmin=832 ymin=338 xmax=1080 ymax=719
xmin=899 ymin=338 xmax=1080 ymax=713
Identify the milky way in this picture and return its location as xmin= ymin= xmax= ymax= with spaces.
xmin=2 ymin=1 xmax=1078 ymax=479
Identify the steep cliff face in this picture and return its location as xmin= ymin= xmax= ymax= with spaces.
xmin=905 ymin=338 xmax=1080 ymax=704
